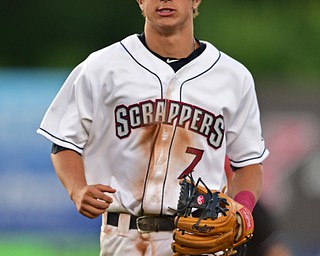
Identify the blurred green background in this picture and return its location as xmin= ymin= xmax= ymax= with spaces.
xmin=0 ymin=1 xmax=319 ymax=256
xmin=1 ymin=0 xmax=319 ymax=82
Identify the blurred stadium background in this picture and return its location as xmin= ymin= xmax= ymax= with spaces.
xmin=0 ymin=1 xmax=319 ymax=256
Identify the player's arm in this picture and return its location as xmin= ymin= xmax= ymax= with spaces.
xmin=229 ymin=163 xmax=263 ymax=212
xmin=51 ymin=145 xmax=116 ymax=219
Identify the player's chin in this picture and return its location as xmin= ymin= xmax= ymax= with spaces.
xmin=156 ymin=22 xmax=181 ymax=35
xmin=153 ymin=15 xmax=177 ymax=25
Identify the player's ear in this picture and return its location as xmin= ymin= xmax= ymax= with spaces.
xmin=192 ymin=0 xmax=201 ymax=18
xmin=136 ymin=0 xmax=144 ymax=11
xmin=192 ymin=0 xmax=201 ymax=10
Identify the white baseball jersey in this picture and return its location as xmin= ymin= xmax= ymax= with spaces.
xmin=37 ymin=34 xmax=268 ymax=216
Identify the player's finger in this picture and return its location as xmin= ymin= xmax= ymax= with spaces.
xmin=91 ymin=197 xmax=113 ymax=210
xmin=77 ymin=196 xmax=110 ymax=216
xmin=80 ymin=205 xmax=106 ymax=219
xmin=96 ymin=192 xmax=114 ymax=204
xmin=95 ymin=184 xmax=117 ymax=193
xmin=92 ymin=184 xmax=116 ymax=203
xmin=92 ymin=188 xmax=115 ymax=204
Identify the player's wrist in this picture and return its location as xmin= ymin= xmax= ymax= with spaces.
xmin=234 ymin=191 xmax=256 ymax=212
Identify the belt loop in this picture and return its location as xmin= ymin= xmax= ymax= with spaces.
xmin=117 ymin=213 xmax=131 ymax=237
xmin=102 ymin=211 xmax=108 ymax=228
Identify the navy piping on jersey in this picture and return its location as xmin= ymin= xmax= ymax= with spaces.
xmin=160 ymin=122 xmax=179 ymax=215
xmin=138 ymin=33 xmax=206 ymax=73
xmin=179 ymin=51 xmax=222 ymax=102
xmin=141 ymin=125 xmax=162 ymax=215
xmin=38 ymin=128 xmax=83 ymax=151
xmin=120 ymin=38 xmax=167 ymax=215
xmin=229 ymin=148 xmax=268 ymax=164
xmin=161 ymin=51 xmax=222 ymax=214
xmin=120 ymin=40 xmax=164 ymax=99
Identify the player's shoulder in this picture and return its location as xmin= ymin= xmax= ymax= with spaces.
xmin=203 ymin=40 xmax=253 ymax=77
xmin=83 ymin=34 xmax=139 ymax=66
xmin=222 ymin=51 xmax=251 ymax=75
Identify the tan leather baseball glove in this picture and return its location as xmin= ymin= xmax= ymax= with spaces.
xmin=171 ymin=175 xmax=254 ymax=256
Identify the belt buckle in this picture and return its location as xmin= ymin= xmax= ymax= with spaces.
xmin=136 ymin=216 xmax=159 ymax=233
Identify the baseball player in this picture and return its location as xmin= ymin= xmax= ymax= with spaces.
xmin=37 ymin=0 xmax=269 ymax=255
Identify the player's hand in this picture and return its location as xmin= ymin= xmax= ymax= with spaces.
xmin=72 ymin=184 xmax=116 ymax=219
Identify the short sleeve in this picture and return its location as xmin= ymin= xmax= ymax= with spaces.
xmin=37 ymin=61 xmax=93 ymax=154
xmin=226 ymin=74 xmax=269 ymax=167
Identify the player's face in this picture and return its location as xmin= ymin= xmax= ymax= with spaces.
xmin=137 ymin=0 xmax=201 ymax=34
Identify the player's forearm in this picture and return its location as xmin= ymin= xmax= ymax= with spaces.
xmin=230 ymin=164 xmax=263 ymax=210
xmin=51 ymin=150 xmax=87 ymax=201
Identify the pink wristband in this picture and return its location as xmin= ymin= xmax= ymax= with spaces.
xmin=234 ymin=191 xmax=256 ymax=213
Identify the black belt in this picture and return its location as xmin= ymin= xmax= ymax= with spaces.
xmin=107 ymin=212 xmax=175 ymax=233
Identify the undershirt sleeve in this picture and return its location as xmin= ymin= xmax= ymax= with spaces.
xmin=51 ymin=143 xmax=81 ymax=155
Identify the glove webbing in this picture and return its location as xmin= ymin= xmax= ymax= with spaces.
xmin=178 ymin=174 xmax=229 ymax=228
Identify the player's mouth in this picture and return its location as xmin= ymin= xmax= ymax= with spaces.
xmin=157 ymin=8 xmax=175 ymax=17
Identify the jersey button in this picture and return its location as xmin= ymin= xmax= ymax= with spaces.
xmin=156 ymin=165 xmax=162 ymax=173
xmin=162 ymin=130 xmax=168 ymax=140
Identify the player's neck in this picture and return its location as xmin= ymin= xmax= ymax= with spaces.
xmin=144 ymin=27 xmax=197 ymax=59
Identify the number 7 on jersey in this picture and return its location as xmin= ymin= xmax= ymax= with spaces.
xmin=178 ymin=147 xmax=204 ymax=179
